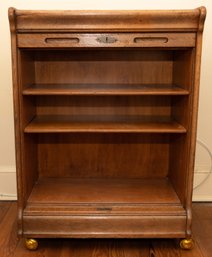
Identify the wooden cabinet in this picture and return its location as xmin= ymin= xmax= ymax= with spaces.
xmin=9 ymin=7 xmax=206 ymax=249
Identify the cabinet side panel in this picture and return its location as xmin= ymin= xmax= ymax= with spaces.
xmin=18 ymin=51 xmax=38 ymax=204
xmin=169 ymin=135 xmax=188 ymax=205
xmin=173 ymin=50 xmax=194 ymax=92
xmin=9 ymin=9 xmax=38 ymax=236
xmin=8 ymin=8 xmax=23 ymax=235
xmin=185 ymin=22 xmax=206 ymax=236
xmin=169 ymin=49 xmax=195 ymax=205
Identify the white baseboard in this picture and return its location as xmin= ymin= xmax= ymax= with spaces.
xmin=193 ymin=168 xmax=212 ymax=201
xmin=0 ymin=166 xmax=17 ymax=200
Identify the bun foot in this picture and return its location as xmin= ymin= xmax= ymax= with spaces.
xmin=180 ymin=238 xmax=194 ymax=250
xmin=25 ymin=238 xmax=38 ymax=250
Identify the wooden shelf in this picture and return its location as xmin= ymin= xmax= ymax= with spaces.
xmin=24 ymin=115 xmax=187 ymax=133
xmin=26 ymin=177 xmax=182 ymax=205
xmin=23 ymin=178 xmax=186 ymax=238
xmin=22 ymin=84 xmax=189 ymax=96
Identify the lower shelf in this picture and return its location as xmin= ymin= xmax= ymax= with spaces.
xmin=28 ymin=178 xmax=181 ymax=204
xmin=23 ymin=178 xmax=187 ymax=238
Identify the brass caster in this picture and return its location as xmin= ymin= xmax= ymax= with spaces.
xmin=180 ymin=238 xmax=194 ymax=250
xmin=25 ymin=238 xmax=38 ymax=250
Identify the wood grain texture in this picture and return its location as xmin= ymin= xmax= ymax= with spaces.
xmin=17 ymin=32 xmax=196 ymax=48
xmin=0 ymin=203 xmax=19 ymax=257
xmin=10 ymin=7 xmax=206 ymax=32
xmin=169 ymin=49 xmax=195 ymax=206
xmin=169 ymin=58 xmax=193 ymax=204
xmin=34 ymin=50 xmax=173 ymax=84
xmin=37 ymin=133 xmax=171 ymax=178
xmin=8 ymin=7 xmax=25 ymax=236
xmin=8 ymin=7 xmax=206 ymax=240
xmin=23 ymin=215 xmax=186 ymax=238
xmin=24 ymin=115 xmax=186 ymax=133
xmin=35 ymin=95 xmax=172 ymax=117
xmin=0 ymin=202 xmax=11 ymax=220
xmin=22 ymin=179 xmax=186 ymax=238
xmin=24 ymin=203 xmax=185 ymax=216
xmin=23 ymin=84 xmax=189 ymax=96
xmin=0 ymin=202 xmax=209 ymax=256
xmin=12 ymin=238 xmax=205 ymax=257
xmin=184 ymin=10 xmax=206 ymax=237
xmin=151 ymin=239 xmax=204 ymax=257
xmin=18 ymin=51 xmax=38 ymax=210
xmin=27 ymin=178 xmax=180 ymax=204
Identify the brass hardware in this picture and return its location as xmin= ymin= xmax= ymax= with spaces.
xmin=180 ymin=238 xmax=194 ymax=250
xmin=96 ymin=36 xmax=117 ymax=44
xmin=134 ymin=37 xmax=168 ymax=43
xmin=25 ymin=238 xmax=38 ymax=250
xmin=45 ymin=38 xmax=79 ymax=43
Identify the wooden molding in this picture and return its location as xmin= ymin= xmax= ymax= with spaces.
xmin=9 ymin=7 xmax=206 ymax=33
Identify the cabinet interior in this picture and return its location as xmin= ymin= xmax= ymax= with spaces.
xmin=19 ymin=48 xmax=194 ymax=208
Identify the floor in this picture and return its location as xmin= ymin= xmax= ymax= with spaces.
xmin=0 ymin=201 xmax=211 ymax=257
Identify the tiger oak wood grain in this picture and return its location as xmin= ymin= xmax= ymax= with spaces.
xmin=9 ymin=7 xmax=206 ymax=242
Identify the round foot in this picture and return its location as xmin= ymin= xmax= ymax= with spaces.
xmin=180 ymin=238 xmax=194 ymax=250
xmin=25 ymin=238 xmax=38 ymax=250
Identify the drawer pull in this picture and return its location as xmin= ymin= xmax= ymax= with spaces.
xmin=45 ymin=37 xmax=80 ymax=44
xmin=96 ymin=36 xmax=117 ymax=44
xmin=134 ymin=37 xmax=168 ymax=43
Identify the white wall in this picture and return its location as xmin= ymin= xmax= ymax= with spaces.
xmin=0 ymin=0 xmax=211 ymax=200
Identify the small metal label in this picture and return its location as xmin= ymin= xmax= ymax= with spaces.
xmin=96 ymin=36 xmax=117 ymax=44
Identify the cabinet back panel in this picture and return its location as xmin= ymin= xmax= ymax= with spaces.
xmin=34 ymin=50 xmax=173 ymax=84
xmin=38 ymin=134 xmax=170 ymax=178
xmin=36 ymin=95 xmax=171 ymax=117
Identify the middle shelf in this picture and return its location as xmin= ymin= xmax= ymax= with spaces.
xmin=22 ymin=83 xmax=189 ymax=96
xmin=24 ymin=115 xmax=187 ymax=133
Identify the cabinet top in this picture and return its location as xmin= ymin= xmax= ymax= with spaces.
xmin=9 ymin=7 xmax=206 ymax=33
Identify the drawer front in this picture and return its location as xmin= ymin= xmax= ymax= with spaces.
xmin=17 ymin=32 xmax=196 ymax=48
xmin=23 ymin=215 xmax=186 ymax=238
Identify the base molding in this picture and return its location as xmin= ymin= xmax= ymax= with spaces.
xmin=0 ymin=166 xmax=17 ymax=200
xmin=193 ymin=170 xmax=212 ymax=202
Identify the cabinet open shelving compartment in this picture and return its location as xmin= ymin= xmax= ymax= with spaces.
xmin=9 ymin=7 xmax=206 ymax=246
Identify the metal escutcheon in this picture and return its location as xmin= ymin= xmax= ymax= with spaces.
xmin=96 ymin=36 xmax=117 ymax=44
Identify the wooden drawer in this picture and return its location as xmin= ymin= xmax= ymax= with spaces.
xmin=17 ymin=32 xmax=196 ymax=48
xmin=23 ymin=215 xmax=186 ymax=238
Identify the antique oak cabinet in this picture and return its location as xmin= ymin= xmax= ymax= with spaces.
xmin=9 ymin=7 xmax=206 ymax=250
